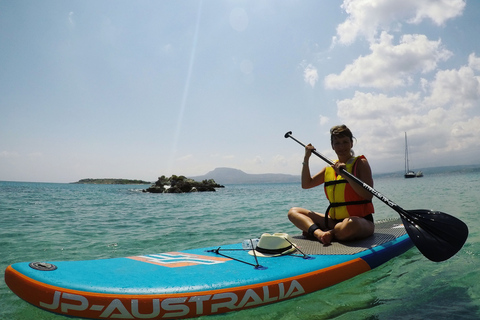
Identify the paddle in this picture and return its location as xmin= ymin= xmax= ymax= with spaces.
xmin=284 ymin=131 xmax=469 ymax=262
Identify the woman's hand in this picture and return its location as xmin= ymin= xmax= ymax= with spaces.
xmin=332 ymin=162 xmax=346 ymax=175
xmin=304 ymin=143 xmax=315 ymax=159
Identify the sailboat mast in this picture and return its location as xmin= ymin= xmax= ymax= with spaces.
xmin=405 ymin=132 xmax=409 ymax=173
xmin=404 ymin=132 xmax=423 ymax=178
xmin=404 ymin=132 xmax=416 ymax=178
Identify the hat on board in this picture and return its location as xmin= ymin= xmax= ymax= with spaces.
xmin=248 ymin=233 xmax=296 ymax=257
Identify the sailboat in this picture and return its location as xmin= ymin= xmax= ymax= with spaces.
xmin=404 ymin=132 xmax=417 ymax=178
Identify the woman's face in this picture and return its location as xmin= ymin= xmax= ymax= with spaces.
xmin=331 ymin=135 xmax=353 ymax=158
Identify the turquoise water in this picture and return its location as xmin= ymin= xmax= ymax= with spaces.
xmin=1 ymin=169 xmax=480 ymax=319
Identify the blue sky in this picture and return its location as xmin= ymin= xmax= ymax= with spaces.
xmin=1 ymin=0 xmax=480 ymax=183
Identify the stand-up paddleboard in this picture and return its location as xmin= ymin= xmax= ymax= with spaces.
xmin=5 ymin=218 xmax=413 ymax=319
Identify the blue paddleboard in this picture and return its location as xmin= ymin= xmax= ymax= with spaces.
xmin=5 ymin=218 xmax=413 ymax=319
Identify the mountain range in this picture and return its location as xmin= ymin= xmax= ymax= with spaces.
xmin=189 ymin=167 xmax=300 ymax=185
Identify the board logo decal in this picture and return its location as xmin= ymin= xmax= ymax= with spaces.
xmin=127 ymin=252 xmax=231 ymax=268
xmin=35 ymin=280 xmax=306 ymax=318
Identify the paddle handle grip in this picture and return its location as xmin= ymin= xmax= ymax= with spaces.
xmin=284 ymin=131 xmax=402 ymax=214
xmin=284 ymin=131 xmax=335 ymax=166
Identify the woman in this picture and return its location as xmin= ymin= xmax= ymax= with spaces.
xmin=287 ymin=125 xmax=375 ymax=245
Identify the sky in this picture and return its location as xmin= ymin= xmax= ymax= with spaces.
xmin=1 ymin=0 xmax=480 ymax=183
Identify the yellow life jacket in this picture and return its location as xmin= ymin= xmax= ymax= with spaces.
xmin=323 ymin=155 xmax=374 ymax=220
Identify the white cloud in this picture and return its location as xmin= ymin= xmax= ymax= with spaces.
xmin=230 ymin=7 xmax=249 ymax=32
xmin=409 ymin=0 xmax=466 ymax=25
xmin=335 ymin=55 xmax=480 ymax=168
xmin=325 ymin=32 xmax=452 ymax=90
xmin=240 ymin=59 xmax=254 ymax=75
xmin=426 ymin=65 xmax=480 ymax=110
xmin=252 ymin=156 xmax=263 ymax=165
xmin=272 ymin=154 xmax=288 ymax=167
xmin=178 ymin=154 xmax=193 ymax=161
xmin=163 ymin=44 xmax=173 ymax=54
xmin=326 ymin=1 xmax=475 ymax=172
xmin=304 ymin=64 xmax=319 ymax=88
xmin=68 ymin=12 xmax=75 ymax=28
xmin=0 ymin=151 xmax=20 ymax=158
xmin=337 ymin=0 xmax=465 ymax=45
xmin=337 ymin=91 xmax=422 ymax=131
xmin=468 ymin=53 xmax=480 ymax=71
xmin=28 ymin=152 xmax=43 ymax=158
xmin=319 ymin=115 xmax=330 ymax=125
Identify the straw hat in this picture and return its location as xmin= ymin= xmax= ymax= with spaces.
xmin=248 ymin=233 xmax=296 ymax=257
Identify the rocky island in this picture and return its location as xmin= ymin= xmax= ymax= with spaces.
xmin=144 ymin=175 xmax=224 ymax=193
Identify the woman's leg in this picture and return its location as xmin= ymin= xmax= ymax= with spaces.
xmin=287 ymin=207 xmax=336 ymax=245
xmin=333 ymin=216 xmax=375 ymax=241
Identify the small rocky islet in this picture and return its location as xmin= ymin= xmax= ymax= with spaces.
xmin=143 ymin=175 xmax=224 ymax=193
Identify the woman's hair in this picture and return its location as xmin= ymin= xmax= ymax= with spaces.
xmin=330 ymin=124 xmax=356 ymax=156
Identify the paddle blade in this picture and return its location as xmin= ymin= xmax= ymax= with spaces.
xmin=399 ymin=209 xmax=469 ymax=262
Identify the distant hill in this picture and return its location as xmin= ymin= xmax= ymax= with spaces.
xmin=189 ymin=167 xmax=300 ymax=185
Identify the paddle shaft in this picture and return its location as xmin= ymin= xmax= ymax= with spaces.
xmin=285 ymin=131 xmax=404 ymax=217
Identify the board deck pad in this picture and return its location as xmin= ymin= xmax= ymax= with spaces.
xmin=292 ymin=219 xmax=407 ymax=255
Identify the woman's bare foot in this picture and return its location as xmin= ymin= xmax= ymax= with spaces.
xmin=313 ymin=229 xmax=334 ymax=246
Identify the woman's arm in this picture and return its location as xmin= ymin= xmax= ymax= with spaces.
xmin=301 ymin=144 xmax=325 ymax=189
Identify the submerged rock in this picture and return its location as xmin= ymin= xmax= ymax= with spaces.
xmin=143 ymin=175 xmax=224 ymax=194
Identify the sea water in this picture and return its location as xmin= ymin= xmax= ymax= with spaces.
xmin=1 ymin=169 xmax=480 ymax=320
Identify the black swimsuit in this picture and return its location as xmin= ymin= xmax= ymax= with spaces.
xmin=329 ymin=213 xmax=374 ymax=224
